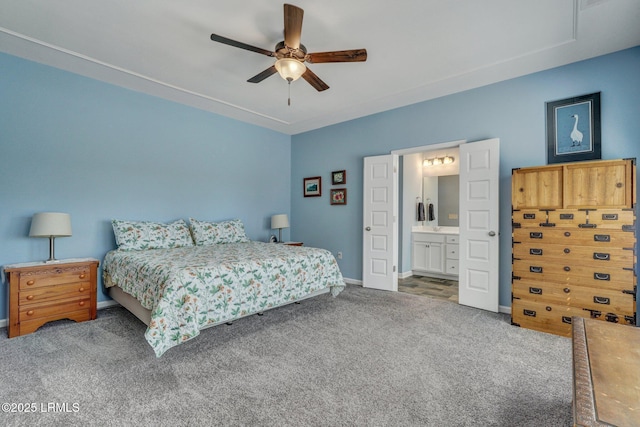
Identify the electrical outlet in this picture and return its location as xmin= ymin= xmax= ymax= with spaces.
xmin=337 ymin=251 xmax=343 ymax=259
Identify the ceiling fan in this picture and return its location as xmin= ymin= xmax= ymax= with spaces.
xmin=210 ymin=3 xmax=367 ymax=97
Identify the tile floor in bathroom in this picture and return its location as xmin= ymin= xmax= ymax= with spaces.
xmin=398 ymin=275 xmax=458 ymax=303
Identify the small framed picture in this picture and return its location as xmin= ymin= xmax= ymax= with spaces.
xmin=330 ymin=188 xmax=347 ymax=205
xmin=303 ymin=176 xmax=322 ymax=197
xmin=331 ymin=170 xmax=346 ymax=185
xmin=546 ymin=92 xmax=601 ymax=164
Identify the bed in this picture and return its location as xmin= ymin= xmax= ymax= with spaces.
xmin=102 ymin=218 xmax=345 ymax=356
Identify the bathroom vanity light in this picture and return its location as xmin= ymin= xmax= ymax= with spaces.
xmin=423 ymin=156 xmax=455 ymax=167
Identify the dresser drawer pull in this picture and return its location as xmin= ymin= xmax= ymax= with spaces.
xmin=559 ymin=213 xmax=574 ymax=220
xmin=540 ymin=222 xmax=555 ymax=227
xmin=26 ymin=280 xmax=35 ymax=286
xmin=26 ymin=310 xmax=34 ymax=316
xmin=523 ymin=213 xmax=536 ymax=219
xmin=528 ymin=287 xmax=542 ymax=295
xmin=602 ymin=213 xmax=618 ymax=220
xmin=563 ymin=288 xmax=570 ymax=294
xmin=79 ymin=301 xmax=85 ymax=306
xmin=579 ymin=223 xmax=597 ymax=228
xmin=563 ymin=248 xmax=570 ymax=254
xmin=605 ymin=313 xmax=619 ymax=323
xmin=529 ymin=248 xmax=543 ymax=256
xmin=562 ymin=316 xmax=572 ymax=324
xmin=622 ymin=289 xmax=635 ymax=296
xmin=529 ymin=232 xmax=543 ymax=239
xmin=564 ymin=232 xmax=571 ymax=237
xmin=79 ymin=274 xmax=87 ymax=279
xmin=594 ymin=234 xmax=610 ymax=242
xmin=79 ymin=287 xmax=85 ymax=292
xmin=594 ymin=273 xmax=610 ymax=281
xmin=593 ymin=296 xmax=611 ymax=305
xmin=523 ymin=309 xmax=536 ymax=317
xmin=593 ymin=252 xmax=610 ymax=261
xmin=529 ymin=266 xmax=543 ymax=273
xmin=563 ymin=266 xmax=571 ymax=272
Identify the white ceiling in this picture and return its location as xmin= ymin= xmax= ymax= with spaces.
xmin=1 ymin=0 xmax=639 ymax=135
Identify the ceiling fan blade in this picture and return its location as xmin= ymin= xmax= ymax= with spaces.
xmin=307 ymin=49 xmax=368 ymax=63
xmin=284 ymin=4 xmax=304 ymax=49
xmin=302 ymin=67 xmax=329 ymax=92
xmin=210 ymin=34 xmax=275 ymax=57
xmin=247 ymin=65 xmax=278 ymax=83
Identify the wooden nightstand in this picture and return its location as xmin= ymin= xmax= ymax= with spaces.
xmin=4 ymin=258 xmax=99 ymax=338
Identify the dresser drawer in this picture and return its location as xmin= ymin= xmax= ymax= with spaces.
xmin=547 ymin=210 xmax=588 ymax=227
xmin=445 ymin=235 xmax=459 ymax=244
xmin=19 ymin=281 xmax=91 ymax=305
xmin=19 ymin=310 xmax=92 ymax=336
xmin=513 ymin=228 xmax=635 ymax=247
xmin=513 ymin=260 xmax=633 ymax=290
xmin=513 ymin=243 xmax=635 ymax=269
xmin=586 ymin=209 xmax=635 ymax=229
xmin=512 ymin=279 xmax=635 ymax=315
xmin=413 ymin=233 xmax=445 ymax=243
xmin=511 ymin=299 xmax=578 ymax=337
xmin=19 ymin=266 xmax=90 ymax=290
xmin=19 ymin=296 xmax=91 ymax=321
xmin=512 ymin=210 xmax=546 ymax=227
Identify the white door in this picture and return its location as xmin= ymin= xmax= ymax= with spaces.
xmin=458 ymin=138 xmax=500 ymax=312
xmin=362 ymin=154 xmax=398 ymax=291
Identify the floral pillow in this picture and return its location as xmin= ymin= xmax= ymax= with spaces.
xmin=189 ymin=218 xmax=250 ymax=245
xmin=112 ymin=219 xmax=195 ymax=251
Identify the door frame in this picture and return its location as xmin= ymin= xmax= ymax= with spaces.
xmin=392 ymin=139 xmax=467 ymax=280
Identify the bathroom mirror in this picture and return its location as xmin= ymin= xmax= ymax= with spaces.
xmin=422 ymin=175 xmax=459 ymax=226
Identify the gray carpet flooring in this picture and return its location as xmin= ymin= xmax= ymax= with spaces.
xmin=0 ymin=285 xmax=572 ymax=426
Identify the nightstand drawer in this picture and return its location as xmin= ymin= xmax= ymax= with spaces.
xmin=19 ymin=281 xmax=91 ymax=305
xmin=19 ymin=310 xmax=92 ymax=336
xmin=19 ymin=296 xmax=91 ymax=321
xmin=19 ymin=266 xmax=90 ymax=289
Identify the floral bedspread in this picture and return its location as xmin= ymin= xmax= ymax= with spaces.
xmin=103 ymin=242 xmax=345 ymax=356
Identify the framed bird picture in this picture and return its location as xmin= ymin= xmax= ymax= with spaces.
xmin=546 ymin=92 xmax=601 ymax=164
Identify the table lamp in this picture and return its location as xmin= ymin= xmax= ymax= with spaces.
xmin=271 ymin=214 xmax=289 ymax=243
xmin=29 ymin=212 xmax=72 ymax=262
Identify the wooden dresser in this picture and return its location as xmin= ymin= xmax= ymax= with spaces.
xmin=511 ymin=159 xmax=637 ymax=336
xmin=4 ymin=258 xmax=99 ymax=337
xmin=572 ymin=317 xmax=640 ymax=426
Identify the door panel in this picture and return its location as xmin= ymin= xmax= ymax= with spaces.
xmin=459 ymin=139 xmax=500 ymax=312
xmin=362 ymin=155 xmax=398 ymax=291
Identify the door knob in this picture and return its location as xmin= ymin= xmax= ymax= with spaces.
xmin=488 ymin=231 xmax=496 ymax=236
xmin=365 ymin=226 xmax=371 ymax=231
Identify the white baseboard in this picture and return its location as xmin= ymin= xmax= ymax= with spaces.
xmin=343 ymin=277 xmax=362 ymax=286
xmin=499 ymin=305 xmax=511 ymax=315
xmin=398 ymin=271 xmax=413 ymax=279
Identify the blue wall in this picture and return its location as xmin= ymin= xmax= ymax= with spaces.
xmin=0 ymin=53 xmax=291 ymax=320
xmin=291 ymin=46 xmax=640 ymax=308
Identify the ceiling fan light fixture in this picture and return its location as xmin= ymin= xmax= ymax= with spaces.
xmin=275 ymin=58 xmax=306 ymax=81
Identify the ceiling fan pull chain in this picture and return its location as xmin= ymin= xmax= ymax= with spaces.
xmin=288 ymin=80 xmax=291 ymax=106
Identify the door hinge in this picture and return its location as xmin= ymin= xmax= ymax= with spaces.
xmin=393 ymin=265 xmax=396 ymax=272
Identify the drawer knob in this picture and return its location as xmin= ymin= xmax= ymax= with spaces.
xmin=564 ymin=232 xmax=571 ymax=237
xmin=79 ymin=274 xmax=86 ymax=279
xmin=26 ymin=280 xmax=35 ymax=286
xmin=79 ymin=287 xmax=85 ymax=292
xmin=563 ymin=266 xmax=571 ymax=272
xmin=79 ymin=301 xmax=85 ymax=306
xmin=26 ymin=295 xmax=34 ymax=300
xmin=563 ymin=248 xmax=570 ymax=254
xmin=563 ymin=288 xmax=570 ymax=294
xmin=26 ymin=310 xmax=34 ymax=316
xmin=545 ymin=306 xmax=552 ymax=312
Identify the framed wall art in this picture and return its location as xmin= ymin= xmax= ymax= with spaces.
xmin=546 ymin=92 xmax=601 ymax=164
xmin=330 ymin=188 xmax=347 ymax=205
xmin=303 ymin=176 xmax=321 ymax=197
xmin=331 ymin=170 xmax=346 ymax=185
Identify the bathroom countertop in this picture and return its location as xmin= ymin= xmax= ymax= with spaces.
xmin=412 ymin=226 xmax=459 ymax=234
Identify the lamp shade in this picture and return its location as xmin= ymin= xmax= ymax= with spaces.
xmin=29 ymin=212 xmax=72 ymax=237
xmin=275 ymin=58 xmax=306 ymax=81
xmin=271 ymin=214 xmax=290 ymax=229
